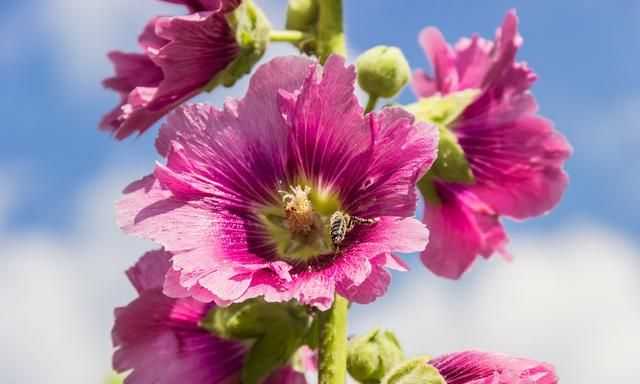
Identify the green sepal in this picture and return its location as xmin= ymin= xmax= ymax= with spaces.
xmin=433 ymin=125 xmax=474 ymax=184
xmin=405 ymin=89 xmax=479 ymax=127
xmin=203 ymin=0 xmax=270 ymax=91
xmin=200 ymin=299 xmax=311 ymax=384
xmin=407 ymin=90 xmax=479 ymax=195
xmin=242 ymin=328 xmax=306 ymax=384
xmin=347 ymin=328 xmax=406 ymax=383
xmin=381 ymin=357 xmax=446 ymax=384
xmin=417 ymin=170 xmax=441 ymax=205
xmin=106 ymin=372 xmax=126 ymax=384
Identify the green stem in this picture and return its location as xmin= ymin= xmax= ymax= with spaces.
xmin=364 ymin=95 xmax=379 ymax=114
xmin=318 ymin=294 xmax=349 ymax=384
xmin=269 ymin=29 xmax=307 ymax=43
xmin=317 ymin=0 xmax=346 ymax=63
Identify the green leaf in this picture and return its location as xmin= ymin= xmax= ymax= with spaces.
xmin=201 ymin=299 xmax=312 ymax=383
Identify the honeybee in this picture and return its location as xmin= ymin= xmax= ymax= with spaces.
xmin=329 ymin=211 xmax=379 ymax=249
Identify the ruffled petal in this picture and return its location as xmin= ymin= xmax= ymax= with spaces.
xmin=147 ymin=11 xmax=239 ymax=111
xmin=355 ymin=216 xmax=429 ymax=254
xmin=125 ymin=249 xmax=172 ymax=294
xmin=414 ymin=27 xmax=457 ymax=96
xmin=278 ymin=56 xmax=439 ymax=217
xmin=345 ymin=108 xmax=439 ymax=218
xmin=278 ymin=55 xmax=373 ymax=195
xmin=112 ymin=291 xmax=247 ymax=384
xmin=459 ymin=114 xmax=572 ymax=219
xmin=430 ymin=350 xmax=558 ymax=384
xmin=336 ymin=253 xmax=391 ymax=304
xmin=412 ymin=10 xmax=535 ymax=99
xmin=138 ymin=17 xmax=169 ymax=51
xmin=421 ymin=184 xmax=508 ymax=279
xmin=155 ymin=57 xmax=313 ymax=207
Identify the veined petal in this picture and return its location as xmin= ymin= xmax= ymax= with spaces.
xmin=459 ymin=114 xmax=572 ymax=219
xmin=430 ymin=350 xmax=558 ymax=384
xmin=125 ymin=249 xmax=172 ymax=293
xmin=100 ymin=1 xmax=243 ymax=139
xmin=420 ymin=184 xmax=508 ymax=279
xmin=344 ymin=107 xmax=439 ymax=218
xmin=148 ymin=11 xmax=239 ymax=111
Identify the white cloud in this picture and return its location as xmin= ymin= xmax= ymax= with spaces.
xmin=351 ymin=223 xmax=640 ymax=383
xmin=0 ymin=162 xmax=154 ymax=384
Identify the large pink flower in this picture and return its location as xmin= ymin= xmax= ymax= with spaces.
xmin=113 ymin=249 xmax=308 ymax=384
xmin=100 ymin=0 xmax=259 ymax=139
xmin=429 ymin=350 xmax=558 ymax=384
xmin=411 ymin=10 xmax=572 ymax=279
xmin=117 ymin=55 xmax=438 ymax=310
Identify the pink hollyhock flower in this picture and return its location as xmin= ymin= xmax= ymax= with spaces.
xmin=410 ymin=10 xmax=572 ymax=279
xmin=113 ymin=249 xmax=308 ymax=384
xmin=429 ymin=350 xmax=558 ymax=384
xmin=117 ymin=55 xmax=438 ymax=310
xmin=100 ymin=0 xmax=269 ymax=139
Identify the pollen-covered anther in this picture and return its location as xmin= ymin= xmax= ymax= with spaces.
xmin=281 ymin=185 xmax=316 ymax=234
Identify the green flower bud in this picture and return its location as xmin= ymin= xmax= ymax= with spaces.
xmin=356 ymin=46 xmax=411 ymax=98
xmin=347 ymin=328 xmax=406 ymax=383
xmin=200 ymin=299 xmax=312 ymax=384
xmin=381 ymin=357 xmax=446 ymax=384
xmin=205 ymin=0 xmax=271 ymax=91
xmin=286 ymin=0 xmax=319 ymax=32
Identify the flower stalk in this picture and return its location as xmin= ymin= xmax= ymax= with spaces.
xmin=318 ymin=294 xmax=349 ymax=384
xmin=364 ymin=95 xmax=379 ymax=114
xmin=317 ymin=0 xmax=345 ymax=63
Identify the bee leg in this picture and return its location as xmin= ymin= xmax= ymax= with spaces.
xmin=351 ymin=216 xmax=379 ymax=226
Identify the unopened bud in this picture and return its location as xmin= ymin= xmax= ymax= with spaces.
xmin=347 ymin=328 xmax=406 ymax=383
xmin=356 ymin=46 xmax=411 ymax=98
xmin=286 ymin=0 xmax=319 ymax=32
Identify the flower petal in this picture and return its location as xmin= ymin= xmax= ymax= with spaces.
xmin=113 ymin=291 xmax=247 ymax=384
xmin=147 ymin=11 xmax=239 ymax=111
xmin=337 ymin=252 xmax=392 ymax=304
xmin=430 ymin=350 xmax=558 ymax=384
xmin=420 ymin=184 xmax=508 ymax=279
xmin=356 ymin=216 xmax=429 ymax=254
xmin=125 ymin=249 xmax=172 ymax=294
xmin=344 ymin=108 xmax=439 ymax=218
xmin=459 ymin=114 xmax=572 ymax=219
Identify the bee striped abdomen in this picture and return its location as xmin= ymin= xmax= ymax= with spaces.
xmin=329 ymin=211 xmax=379 ymax=249
xmin=329 ymin=211 xmax=349 ymax=246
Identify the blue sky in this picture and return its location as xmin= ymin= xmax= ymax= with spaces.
xmin=0 ymin=0 xmax=640 ymax=233
xmin=0 ymin=1 xmax=639 ymax=383
xmin=1 ymin=0 xmax=638 ymax=237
